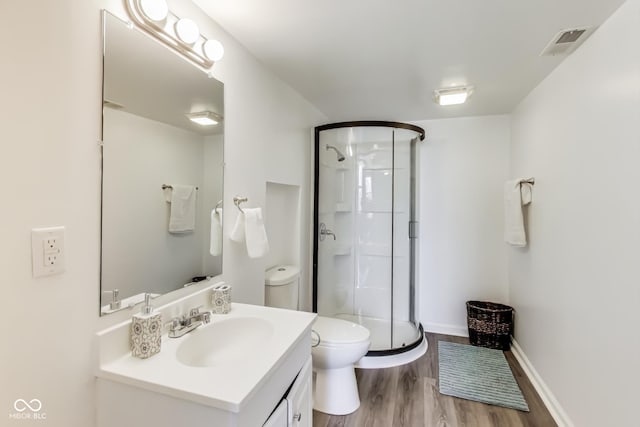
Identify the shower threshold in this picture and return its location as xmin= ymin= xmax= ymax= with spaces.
xmin=334 ymin=313 xmax=427 ymax=369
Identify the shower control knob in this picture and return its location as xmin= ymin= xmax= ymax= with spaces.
xmin=319 ymin=223 xmax=336 ymax=241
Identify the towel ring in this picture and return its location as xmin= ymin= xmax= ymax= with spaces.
xmin=214 ymin=200 xmax=223 ymax=214
xmin=233 ymin=196 xmax=248 ymax=213
xmin=519 ymin=178 xmax=535 ymax=186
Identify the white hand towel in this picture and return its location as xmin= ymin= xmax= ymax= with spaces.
xmin=210 ymin=208 xmax=223 ymax=256
xmin=244 ymin=208 xmax=270 ymax=259
xmin=229 ymin=211 xmax=245 ymax=243
xmin=169 ymin=185 xmax=197 ymax=233
xmin=504 ymin=178 xmax=533 ymax=246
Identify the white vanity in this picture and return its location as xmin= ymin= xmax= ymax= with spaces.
xmin=95 ymin=284 xmax=316 ymax=427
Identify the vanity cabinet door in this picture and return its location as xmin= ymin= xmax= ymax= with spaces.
xmin=263 ymin=398 xmax=288 ymax=427
xmin=286 ymin=357 xmax=312 ymax=427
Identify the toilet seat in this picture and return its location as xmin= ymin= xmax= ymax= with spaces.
xmin=313 ymin=316 xmax=370 ymax=347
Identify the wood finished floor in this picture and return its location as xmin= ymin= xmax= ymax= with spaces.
xmin=313 ymin=333 xmax=557 ymax=427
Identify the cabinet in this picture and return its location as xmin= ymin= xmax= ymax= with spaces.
xmin=264 ymin=357 xmax=312 ymax=427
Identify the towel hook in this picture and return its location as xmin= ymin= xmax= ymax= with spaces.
xmin=520 ymin=178 xmax=535 ymax=186
xmin=233 ymin=196 xmax=248 ymax=213
xmin=214 ymin=200 xmax=223 ymax=214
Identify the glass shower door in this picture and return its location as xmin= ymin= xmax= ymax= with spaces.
xmin=391 ymin=130 xmax=420 ymax=348
xmin=314 ymin=123 xmax=422 ymax=353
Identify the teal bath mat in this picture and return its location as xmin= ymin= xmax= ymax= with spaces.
xmin=438 ymin=341 xmax=529 ymax=411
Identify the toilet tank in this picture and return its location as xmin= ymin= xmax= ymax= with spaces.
xmin=265 ymin=265 xmax=300 ymax=310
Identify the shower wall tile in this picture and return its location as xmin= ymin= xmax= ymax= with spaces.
xmin=359 ymin=168 xmax=393 ymax=212
xmin=356 ymin=212 xmax=392 ymax=256
xmin=392 ymin=255 xmax=410 ymax=321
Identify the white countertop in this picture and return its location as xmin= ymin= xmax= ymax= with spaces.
xmin=96 ymin=302 xmax=316 ymax=412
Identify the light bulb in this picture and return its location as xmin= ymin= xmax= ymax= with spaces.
xmin=203 ymin=40 xmax=224 ymax=62
xmin=175 ymin=18 xmax=199 ymax=45
xmin=138 ymin=0 xmax=168 ymax=22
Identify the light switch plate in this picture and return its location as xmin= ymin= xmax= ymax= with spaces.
xmin=32 ymin=226 xmax=65 ymax=277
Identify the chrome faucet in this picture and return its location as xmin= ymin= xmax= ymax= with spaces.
xmin=102 ymin=289 xmax=121 ymax=310
xmin=168 ymin=306 xmax=212 ymax=338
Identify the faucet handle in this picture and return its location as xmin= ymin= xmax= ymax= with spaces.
xmin=165 ymin=318 xmax=181 ymax=331
xmin=189 ymin=305 xmax=205 ymax=317
xmin=202 ymin=311 xmax=211 ymax=324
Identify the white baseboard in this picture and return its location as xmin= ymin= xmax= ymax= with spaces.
xmin=424 ymin=322 xmax=469 ymax=337
xmin=510 ymin=338 xmax=573 ymax=427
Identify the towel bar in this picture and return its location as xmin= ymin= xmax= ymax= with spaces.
xmin=162 ymin=184 xmax=199 ymax=190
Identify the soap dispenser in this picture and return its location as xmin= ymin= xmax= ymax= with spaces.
xmin=130 ymin=293 xmax=162 ymax=359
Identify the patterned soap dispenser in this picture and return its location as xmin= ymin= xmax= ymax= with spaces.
xmin=130 ymin=293 xmax=162 ymax=359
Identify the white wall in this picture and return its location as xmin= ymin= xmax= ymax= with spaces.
xmin=509 ymin=1 xmax=639 ymax=426
xmin=0 ymin=1 xmax=324 ymax=426
xmin=102 ymin=108 xmax=208 ymax=298
xmin=264 ymin=182 xmax=301 ymax=272
xmin=202 ymin=134 xmax=224 ymax=275
xmin=414 ymin=115 xmax=511 ymax=335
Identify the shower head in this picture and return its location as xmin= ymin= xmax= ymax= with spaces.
xmin=326 ymin=144 xmax=346 ymax=162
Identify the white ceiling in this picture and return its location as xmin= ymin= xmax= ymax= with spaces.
xmin=193 ymin=0 xmax=624 ymax=121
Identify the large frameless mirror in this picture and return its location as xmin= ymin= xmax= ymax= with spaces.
xmin=100 ymin=11 xmax=224 ymax=316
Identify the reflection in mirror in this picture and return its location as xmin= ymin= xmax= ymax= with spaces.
xmin=101 ymin=12 xmax=224 ymax=316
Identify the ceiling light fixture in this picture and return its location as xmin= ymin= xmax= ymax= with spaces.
xmin=125 ymin=0 xmax=224 ymax=69
xmin=434 ymin=86 xmax=473 ymax=106
xmin=186 ymin=111 xmax=220 ymax=126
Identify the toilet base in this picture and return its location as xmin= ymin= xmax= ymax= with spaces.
xmin=313 ymin=366 xmax=360 ymax=415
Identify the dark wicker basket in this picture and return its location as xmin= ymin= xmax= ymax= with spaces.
xmin=466 ymin=301 xmax=514 ymax=350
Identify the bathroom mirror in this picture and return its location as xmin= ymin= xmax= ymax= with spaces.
xmin=100 ymin=12 xmax=224 ymax=316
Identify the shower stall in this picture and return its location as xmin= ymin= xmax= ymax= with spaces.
xmin=313 ymin=121 xmax=426 ymax=363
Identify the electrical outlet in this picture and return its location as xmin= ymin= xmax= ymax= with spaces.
xmin=32 ymin=226 xmax=65 ymax=277
xmin=43 ymin=237 xmax=61 ymax=254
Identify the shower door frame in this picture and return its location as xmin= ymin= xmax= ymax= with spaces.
xmin=312 ymin=121 xmax=426 ymax=356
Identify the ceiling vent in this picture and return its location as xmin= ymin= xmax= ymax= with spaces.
xmin=540 ymin=27 xmax=594 ymax=56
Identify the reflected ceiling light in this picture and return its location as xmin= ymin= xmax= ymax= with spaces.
xmin=175 ymin=18 xmax=200 ymax=45
xmin=434 ymin=86 xmax=473 ymax=106
xmin=186 ymin=111 xmax=220 ymax=126
xmin=203 ymin=40 xmax=225 ymax=62
xmin=138 ymin=0 xmax=168 ymax=22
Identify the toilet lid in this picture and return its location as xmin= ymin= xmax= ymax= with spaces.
xmin=313 ymin=316 xmax=370 ymax=345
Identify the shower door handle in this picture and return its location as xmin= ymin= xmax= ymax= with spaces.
xmin=319 ymin=223 xmax=336 ymax=241
xmin=409 ymin=221 xmax=419 ymax=239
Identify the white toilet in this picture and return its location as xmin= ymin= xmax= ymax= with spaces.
xmin=265 ymin=265 xmax=371 ymax=415
xmin=310 ymin=316 xmax=370 ymax=415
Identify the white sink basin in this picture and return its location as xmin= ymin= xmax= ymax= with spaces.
xmin=176 ymin=316 xmax=275 ymax=367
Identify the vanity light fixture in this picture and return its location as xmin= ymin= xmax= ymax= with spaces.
xmin=203 ymin=40 xmax=225 ymax=62
xmin=186 ymin=111 xmax=220 ymax=126
xmin=138 ymin=0 xmax=168 ymax=22
xmin=125 ymin=0 xmax=224 ymax=69
xmin=175 ymin=18 xmax=200 ymax=45
xmin=434 ymin=86 xmax=474 ymax=106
